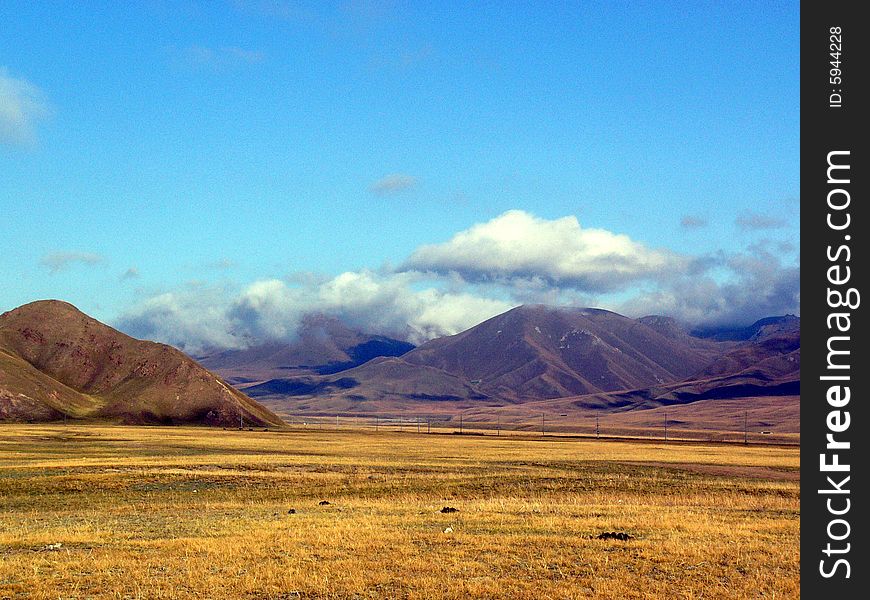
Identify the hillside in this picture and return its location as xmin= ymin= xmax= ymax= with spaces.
xmin=399 ymin=305 xmax=726 ymax=400
xmin=0 ymin=300 xmax=284 ymax=427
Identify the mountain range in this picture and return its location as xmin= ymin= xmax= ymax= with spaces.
xmin=0 ymin=300 xmax=799 ymax=432
xmin=224 ymin=305 xmax=799 ymax=422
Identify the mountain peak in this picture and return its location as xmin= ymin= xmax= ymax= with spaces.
xmin=2 ymin=299 xmax=87 ymax=319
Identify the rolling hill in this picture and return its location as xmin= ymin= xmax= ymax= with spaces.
xmin=0 ymin=300 xmax=284 ymax=427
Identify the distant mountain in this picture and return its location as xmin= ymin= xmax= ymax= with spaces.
xmin=398 ymin=305 xmax=726 ymax=400
xmin=691 ymin=315 xmax=800 ymax=342
xmin=197 ymin=314 xmax=414 ymax=381
xmin=0 ymin=300 xmax=283 ymax=427
xmin=234 ymin=305 xmax=800 ymax=421
xmin=245 ymin=356 xmax=489 ymax=403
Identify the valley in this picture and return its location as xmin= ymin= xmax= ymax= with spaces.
xmin=0 ymin=424 xmax=800 ymax=599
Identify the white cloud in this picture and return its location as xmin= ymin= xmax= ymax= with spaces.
xmin=115 ymin=286 xmax=245 ymax=352
xmin=303 ymin=271 xmax=511 ymax=341
xmin=404 ymin=210 xmax=684 ymax=292
xmin=619 ymin=247 xmax=800 ymax=326
xmin=370 ymin=174 xmax=417 ymax=196
xmin=0 ymin=67 xmax=50 ymax=146
xmin=115 ymin=209 xmax=800 ymax=351
xmin=117 ymin=271 xmax=514 ymax=352
xmin=40 ymin=251 xmax=104 ymax=274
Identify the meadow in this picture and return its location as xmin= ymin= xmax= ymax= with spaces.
xmin=0 ymin=425 xmax=799 ymax=599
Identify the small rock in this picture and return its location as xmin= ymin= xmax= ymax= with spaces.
xmin=318 ymin=500 xmax=330 ymax=506
xmin=287 ymin=508 xmax=296 ymax=514
xmin=42 ymin=543 xmax=63 ymax=551
xmin=440 ymin=506 xmax=459 ymax=513
xmin=596 ymin=531 xmax=633 ymax=541
xmin=443 ymin=527 xmax=453 ymax=534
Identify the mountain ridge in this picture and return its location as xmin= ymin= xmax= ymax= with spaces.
xmin=227 ymin=305 xmax=798 ymax=416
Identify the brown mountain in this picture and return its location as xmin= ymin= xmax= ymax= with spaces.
xmin=237 ymin=306 xmax=736 ymax=408
xmin=0 ymin=300 xmax=283 ymax=427
xmin=490 ymin=315 xmax=800 ymax=422
xmin=398 ymin=305 xmax=727 ymax=400
xmin=196 ymin=314 xmax=414 ymax=382
xmin=234 ymin=306 xmax=799 ymax=424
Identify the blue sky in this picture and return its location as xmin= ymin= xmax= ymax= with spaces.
xmin=1 ymin=1 xmax=799 ymax=349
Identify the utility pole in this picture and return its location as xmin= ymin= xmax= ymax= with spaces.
xmin=596 ymin=416 xmax=600 ymax=439
xmin=417 ymin=416 xmax=420 ymax=433
xmin=375 ymin=416 xmax=379 ymax=431
xmin=497 ymin=415 xmax=500 ymax=437
xmin=459 ymin=414 xmax=463 ymax=434
xmin=744 ymin=410 xmax=748 ymax=445
xmin=541 ymin=413 xmax=545 ymax=437
xmin=663 ymin=411 xmax=668 ymax=441
xmin=427 ymin=417 xmax=431 ymax=434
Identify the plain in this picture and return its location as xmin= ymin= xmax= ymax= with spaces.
xmin=0 ymin=425 xmax=799 ymax=599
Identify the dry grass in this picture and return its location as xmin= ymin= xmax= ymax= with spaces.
xmin=0 ymin=425 xmax=799 ymax=599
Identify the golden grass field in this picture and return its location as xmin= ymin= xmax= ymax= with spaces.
xmin=0 ymin=425 xmax=799 ymax=599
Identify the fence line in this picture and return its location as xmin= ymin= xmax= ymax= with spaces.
xmin=274 ymin=413 xmax=796 ymax=445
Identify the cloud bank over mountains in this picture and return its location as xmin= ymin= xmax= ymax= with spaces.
xmin=117 ymin=210 xmax=799 ymax=352
xmin=117 ymin=273 xmax=514 ymax=353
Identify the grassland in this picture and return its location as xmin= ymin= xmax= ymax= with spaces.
xmin=0 ymin=425 xmax=799 ymax=599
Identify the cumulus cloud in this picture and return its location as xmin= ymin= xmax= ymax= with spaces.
xmin=303 ymin=271 xmax=511 ymax=341
xmin=117 ymin=271 xmax=514 ymax=352
xmin=403 ymin=210 xmax=685 ymax=292
xmin=619 ymin=247 xmax=800 ymax=327
xmin=735 ymin=211 xmax=787 ymax=231
xmin=115 ymin=285 xmax=245 ymax=353
xmin=40 ymin=251 xmax=104 ymax=274
xmin=0 ymin=67 xmax=51 ymax=146
xmin=370 ymin=174 xmax=417 ymax=196
xmin=680 ymin=215 xmax=707 ymax=229
xmin=115 ymin=208 xmax=800 ymax=351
